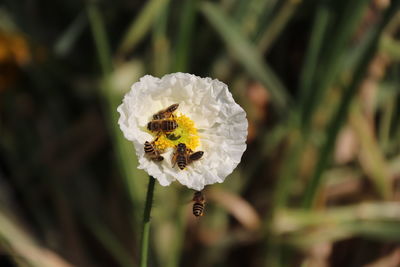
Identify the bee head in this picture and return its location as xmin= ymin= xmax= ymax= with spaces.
xmin=177 ymin=143 xmax=186 ymax=153
xmin=193 ymin=191 xmax=204 ymax=201
xmin=168 ymin=103 xmax=179 ymax=112
xmin=177 ymin=143 xmax=186 ymax=148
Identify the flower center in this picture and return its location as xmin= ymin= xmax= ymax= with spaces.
xmin=153 ymin=113 xmax=200 ymax=151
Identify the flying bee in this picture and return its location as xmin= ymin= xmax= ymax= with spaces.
xmin=153 ymin=103 xmax=179 ymax=120
xmin=172 ymin=143 xmax=204 ymax=170
xmin=144 ymin=141 xmax=164 ymax=161
xmin=192 ymin=191 xmax=206 ymax=217
xmin=147 ymin=119 xmax=178 ymax=133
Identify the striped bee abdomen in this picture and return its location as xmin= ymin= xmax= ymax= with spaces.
xmin=147 ymin=121 xmax=159 ymax=131
xmin=147 ymin=119 xmax=178 ymax=132
xmin=192 ymin=191 xmax=206 ymax=217
xmin=177 ymin=155 xmax=187 ymax=170
xmin=144 ymin=141 xmax=154 ymax=153
xmin=161 ymin=120 xmax=178 ymax=131
xmin=193 ymin=202 xmax=204 ymax=217
xmin=144 ymin=141 xmax=164 ymax=161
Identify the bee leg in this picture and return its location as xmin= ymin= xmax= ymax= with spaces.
xmin=185 ymin=154 xmax=191 ymax=166
xmin=171 ymin=152 xmax=177 ymax=168
xmin=154 ymin=131 xmax=163 ymax=141
xmin=152 ymin=135 xmax=160 ymax=143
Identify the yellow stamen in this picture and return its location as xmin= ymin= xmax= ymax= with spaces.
xmin=153 ymin=113 xmax=200 ymax=151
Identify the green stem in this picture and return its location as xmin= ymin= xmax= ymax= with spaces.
xmin=140 ymin=176 xmax=156 ymax=267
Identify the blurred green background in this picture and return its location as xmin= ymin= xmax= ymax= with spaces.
xmin=1 ymin=0 xmax=400 ymax=266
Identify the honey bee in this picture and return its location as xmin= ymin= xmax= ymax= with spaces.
xmin=144 ymin=141 xmax=164 ymax=161
xmin=147 ymin=119 xmax=178 ymax=133
xmin=192 ymin=191 xmax=206 ymax=217
xmin=153 ymin=103 xmax=179 ymax=120
xmin=172 ymin=143 xmax=204 ymax=170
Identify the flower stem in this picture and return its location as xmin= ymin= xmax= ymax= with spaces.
xmin=140 ymin=176 xmax=156 ymax=267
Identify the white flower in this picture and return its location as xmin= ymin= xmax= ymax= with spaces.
xmin=117 ymin=73 xmax=248 ymax=191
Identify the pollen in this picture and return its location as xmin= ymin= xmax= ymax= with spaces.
xmin=153 ymin=113 xmax=200 ymax=151
xmin=154 ymin=135 xmax=174 ymax=150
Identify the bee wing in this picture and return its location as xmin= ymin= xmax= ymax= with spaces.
xmin=184 ymin=199 xmax=194 ymax=204
xmin=189 ymin=151 xmax=204 ymax=162
xmin=167 ymin=103 xmax=179 ymax=112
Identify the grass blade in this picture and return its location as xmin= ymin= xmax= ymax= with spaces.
xmin=117 ymin=0 xmax=169 ymax=58
xmin=200 ymin=1 xmax=290 ymax=111
xmin=350 ymin=102 xmax=391 ymax=198
xmin=257 ymin=0 xmax=300 ymax=53
xmin=87 ymin=3 xmax=146 ymax=225
xmin=298 ymin=0 xmax=331 ymax=106
xmin=301 ymin=0 xmax=370 ymax=131
xmin=54 ymin=12 xmax=86 ymax=57
xmin=172 ymin=0 xmax=197 ymax=72
xmin=85 ymin=218 xmax=136 ymax=267
xmin=152 ymin=2 xmax=170 ymax=76
xmin=276 ymin=202 xmax=400 ymax=247
xmin=0 ymin=208 xmax=73 ymax=267
xmin=302 ymin=2 xmax=400 ymax=208
xmin=238 ymin=0 xmax=274 ymax=36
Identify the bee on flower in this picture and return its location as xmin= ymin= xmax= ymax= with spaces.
xmin=117 ymin=73 xmax=248 ymax=191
